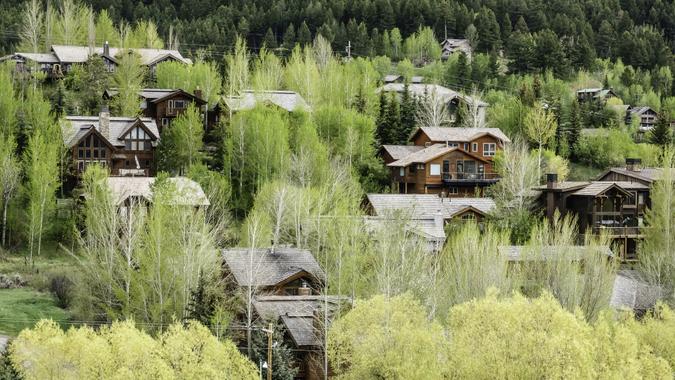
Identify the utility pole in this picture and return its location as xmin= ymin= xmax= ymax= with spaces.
xmin=267 ymin=323 xmax=273 ymax=380
xmin=346 ymin=40 xmax=351 ymax=59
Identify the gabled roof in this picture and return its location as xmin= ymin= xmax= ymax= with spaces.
xmin=383 ymin=74 xmax=401 ymax=83
xmin=412 ymin=126 xmax=511 ymax=144
xmin=222 ymin=90 xmax=309 ymax=112
xmin=597 ymin=167 xmax=671 ymax=184
xmin=377 ymin=83 xmax=488 ymax=107
xmin=62 ymin=116 xmax=160 ymax=148
xmin=379 ymin=145 xmax=425 ymax=161
xmin=106 ymin=177 xmax=209 ymax=206
xmin=103 ymin=88 xmax=206 ymax=104
xmin=0 ymin=52 xmax=60 ymax=64
xmin=610 ymin=270 xmax=663 ymax=311
xmin=628 ymin=106 xmax=657 ymax=116
xmin=441 ymin=38 xmax=470 ymax=47
xmin=253 ymin=295 xmax=345 ymax=347
xmin=222 ymin=248 xmax=325 ymax=288
xmin=571 ymin=182 xmax=633 ymax=197
xmin=498 ymin=245 xmax=614 ymax=261
xmin=366 ymin=193 xmax=495 ymax=220
xmin=50 ymin=45 xmax=191 ymax=65
xmin=387 ymin=144 xmax=454 ymax=167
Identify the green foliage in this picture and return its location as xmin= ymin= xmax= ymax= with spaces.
xmin=328 ymin=294 xmax=448 ymax=379
xmin=649 ymin=111 xmax=673 ymax=148
xmin=110 ymin=52 xmax=145 ymax=116
xmin=9 ymin=320 xmax=258 ymax=379
xmin=155 ymin=60 xmax=222 ymax=106
xmin=575 ymin=129 xmax=659 ymax=168
xmin=0 ymin=288 xmax=68 ymax=336
xmin=62 ymin=57 xmax=111 ymax=115
xmin=250 ymin=322 xmax=298 ymax=380
xmin=156 ymin=104 xmax=204 ymax=174
xmin=0 ymin=63 xmax=18 ymax=137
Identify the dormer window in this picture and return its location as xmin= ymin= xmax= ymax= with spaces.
xmin=124 ymin=126 xmax=152 ymax=151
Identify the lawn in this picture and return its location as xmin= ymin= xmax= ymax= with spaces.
xmin=0 ymin=288 xmax=69 ymax=336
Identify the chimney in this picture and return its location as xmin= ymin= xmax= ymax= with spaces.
xmin=104 ymin=41 xmax=110 ymax=56
xmin=194 ymin=87 xmax=203 ymax=101
xmin=546 ymin=173 xmax=558 ymax=189
xmin=434 ymin=209 xmax=443 ymax=229
xmin=99 ymin=105 xmax=110 ymax=137
xmin=298 ymin=281 xmax=311 ymax=296
xmin=626 ymin=158 xmax=641 ymax=172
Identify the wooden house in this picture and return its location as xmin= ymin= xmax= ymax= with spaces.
xmin=0 ymin=42 xmax=191 ymax=78
xmin=535 ymin=173 xmax=650 ymax=262
xmin=103 ymin=88 xmax=207 ymax=132
xmin=62 ymin=108 xmax=160 ymax=178
xmin=440 ymin=38 xmax=472 ymax=60
xmin=576 ymin=88 xmax=617 ymax=103
xmin=384 ymin=127 xmax=509 ymax=196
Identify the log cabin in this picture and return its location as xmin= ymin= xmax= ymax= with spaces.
xmin=62 ymin=108 xmax=159 ymax=178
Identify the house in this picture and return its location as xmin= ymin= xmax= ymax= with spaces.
xmin=535 ymin=172 xmax=651 ymax=262
xmin=576 ymin=88 xmax=617 ymax=103
xmin=253 ymin=295 xmax=345 ymax=379
xmin=440 ymin=38 xmax=472 ymax=60
xmin=61 ymin=107 xmax=159 ymax=178
xmin=0 ymin=42 xmax=191 ymax=78
xmin=105 ymin=176 xmax=209 ymax=207
xmin=383 ymin=75 xmax=423 ymax=84
xmin=377 ymin=83 xmax=488 ymax=126
xmin=498 ymin=245 xmax=614 ymax=262
xmin=597 ymin=158 xmax=672 ymax=187
xmin=222 ymin=247 xmax=325 ymax=296
xmin=626 ymin=106 xmax=659 ymax=141
xmin=103 ymin=88 xmax=207 ymax=131
xmin=365 ymin=194 xmax=495 ymax=251
xmin=383 ymin=127 xmax=509 ymax=196
xmin=610 ymin=270 xmax=663 ymax=316
xmin=215 ymin=90 xmax=309 ymax=118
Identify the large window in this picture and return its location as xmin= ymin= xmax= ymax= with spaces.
xmin=124 ymin=127 xmax=152 ymax=151
xmin=77 ymin=134 xmax=107 ymax=161
xmin=483 ymin=143 xmax=496 ymax=156
xmin=430 ymin=164 xmax=441 ymax=176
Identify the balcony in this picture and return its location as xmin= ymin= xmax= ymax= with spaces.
xmin=442 ymin=172 xmax=499 ymax=183
xmin=592 ymin=226 xmax=643 ymax=237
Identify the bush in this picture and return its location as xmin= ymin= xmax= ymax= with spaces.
xmin=575 ymin=129 xmax=659 ymax=168
xmin=49 ymin=274 xmax=73 ymax=309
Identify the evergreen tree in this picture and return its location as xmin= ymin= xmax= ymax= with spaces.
xmin=475 ymin=7 xmax=501 ymax=52
xmin=515 ymin=16 xmax=529 ymax=33
xmin=282 ymin=23 xmax=296 ymax=49
xmin=533 ymin=29 xmax=568 ymax=77
xmin=567 ymin=100 xmax=582 ymax=157
xmin=399 ymin=83 xmax=417 ymax=143
xmin=376 ymin=91 xmax=390 ymax=144
xmin=649 ymin=111 xmax=673 ymax=148
xmin=185 ymin=271 xmax=216 ymax=326
xmin=263 ymin=27 xmax=277 ymax=49
xmin=507 ymin=31 xmax=534 ymax=73
xmin=501 ymin=13 xmax=512 ymax=40
xmin=251 ymin=322 xmax=298 ymax=380
xmin=384 ymin=94 xmax=400 ymax=144
xmin=297 ymin=21 xmax=311 ymax=46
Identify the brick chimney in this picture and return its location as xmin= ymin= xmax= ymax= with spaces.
xmin=546 ymin=173 xmax=558 ymax=189
xmin=99 ymin=105 xmax=110 ymax=137
xmin=298 ymin=281 xmax=311 ymax=296
xmin=103 ymin=41 xmax=110 ymax=56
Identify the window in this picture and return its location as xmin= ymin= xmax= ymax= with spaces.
xmin=472 ymin=143 xmax=478 ymax=152
xmin=399 ymin=168 xmax=405 ymax=177
xmin=410 ymin=164 xmax=416 ymax=173
xmin=161 ymin=118 xmax=170 ymax=127
xmin=448 ymin=187 xmax=459 ymax=194
xmin=124 ymin=126 xmax=152 ymax=151
xmin=463 ymin=143 xmax=469 ymax=151
xmin=430 ymin=164 xmax=441 ymax=176
xmin=461 ymin=213 xmax=476 ymax=220
xmin=76 ymin=134 xmax=108 ymax=173
xmin=448 ymin=143 xmax=459 ymax=148
xmin=483 ymin=143 xmax=496 ymax=156
xmin=174 ymin=100 xmax=186 ymax=109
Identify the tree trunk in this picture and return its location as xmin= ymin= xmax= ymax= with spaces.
xmin=2 ymin=196 xmax=9 ymax=247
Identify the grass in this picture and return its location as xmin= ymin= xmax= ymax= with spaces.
xmin=0 ymin=288 xmax=69 ymax=336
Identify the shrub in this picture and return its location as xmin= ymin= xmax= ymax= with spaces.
xmin=49 ymin=274 xmax=73 ymax=309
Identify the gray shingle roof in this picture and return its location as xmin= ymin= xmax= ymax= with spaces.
xmin=380 ymin=145 xmax=425 ymax=160
xmin=628 ymin=106 xmax=656 ymax=116
xmin=50 ymin=45 xmax=190 ymax=65
xmin=366 ymin=194 xmax=495 ymax=219
xmin=387 ymin=144 xmax=454 ymax=167
xmin=222 ymin=90 xmax=309 ymax=112
xmin=222 ymin=248 xmax=325 ymax=288
xmin=571 ymin=182 xmax=632 ymax=197
xmin=383 ymin=74 xmax=401 ymax=82
xmin=106 ymin=177 xmax=209 ymax=206
xmin=498 ymin=245 xmax=614 ymax=261
xmin=602 ymin=167 xmax=672 ymax=184
xmin=610 ymin=270 xmax=663 ymax=311
xmin=253 ymin=295 xmax=344 ymax=347
xmin=377 ymin=83 xmax=489 ymax=107
xmin=62 ymin=116 xmax=160 ymax=148
xmin=415 ymin=127 xmax=511 ymax=144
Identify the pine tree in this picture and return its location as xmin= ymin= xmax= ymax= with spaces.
xmin=567 ymin=100 xmax=582 ymax=157
xmin=263 ymin=27 xmax=277 ymax=49
xmin=385 ymin=93 xmax=401 ymax=144
xmin=376 ymin=91 xmax=390 ymax=145
xmin=297 ymin=21 xmax=311 ymax=46
xmin=185 ymin=271 xmax=215 ymax=326
xmin=455 ymin=52 xmax=470 ymax=87
xmin=399 ymin=83 xmax=417 ymax=143
xmin=501 ymin=13 xmax=512 ymax=40
xmin=475 ymin=7 xmax=501 ymax=52
xmin=282 ymin=23 xmax=296 ymax=49
xmin=649 ymin=111 xmax=673 ymax=148
xmin=515 ymin=16 xmax=529 ymax=33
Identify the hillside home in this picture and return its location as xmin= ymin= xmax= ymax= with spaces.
xmin=383 ymin=127 xmax=509 ymax=196
xmin=535 ymin=171 xmax=652 ymax=262
xmin=440 ymin=38 xmax=472 ymax=60
xmin=576 ymin=88 xmax=617 ymax=103
xmin=377 ymin=83 xmax=488 ymax=126
xmin=62 ymin=108 xmax=159 ymax=178
xmin=0 ymin=42 xmax=191 ymax=78
xmin=105 ymin=176 xmax=209 ymax=208
xmin=103 ymin=88 xmax=207 ymax=131
xmin=365 ymin=194 xmax=495 ymax=251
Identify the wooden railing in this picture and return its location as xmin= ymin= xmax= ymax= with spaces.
xmin=442 ymin=172 xmax=499 ymax=181
xmin=592 ymin=226 xmax=643 ymax=236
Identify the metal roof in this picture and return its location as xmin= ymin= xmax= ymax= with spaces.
xmin=106 ymin=176 xmax=209 ymax=206
xmin=222 ymin=90 xmax=309 ymax=112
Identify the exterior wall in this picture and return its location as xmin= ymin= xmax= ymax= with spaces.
xmin=411 ymin=132 xmax=502 ymax=160
xmin=151 ymin=94 xmax=197 ymax=131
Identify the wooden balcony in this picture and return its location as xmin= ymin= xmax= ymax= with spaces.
xmin=592 ymin=226 xmax=644 ymax=237
xmin=442 ymin=172 xmax=499 ymax=183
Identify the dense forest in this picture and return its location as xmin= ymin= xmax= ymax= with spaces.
xmin=0 ymin=0 xmax=673 ymax=74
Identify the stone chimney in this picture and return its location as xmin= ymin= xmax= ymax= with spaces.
xmin=546 ymin=173 xmax=558 ymax=189
xmin=194 ymin=87 xmax=203 ymax=100
xmin=103 ymin=41 xmax=110 ymax=56
xmin=298 ymin=281 xmax=311 ymax=296
xmin=626 ymin=158 xmax=642 ymax=172
xmin=99 ymin=105 xmax=110 ymax=137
